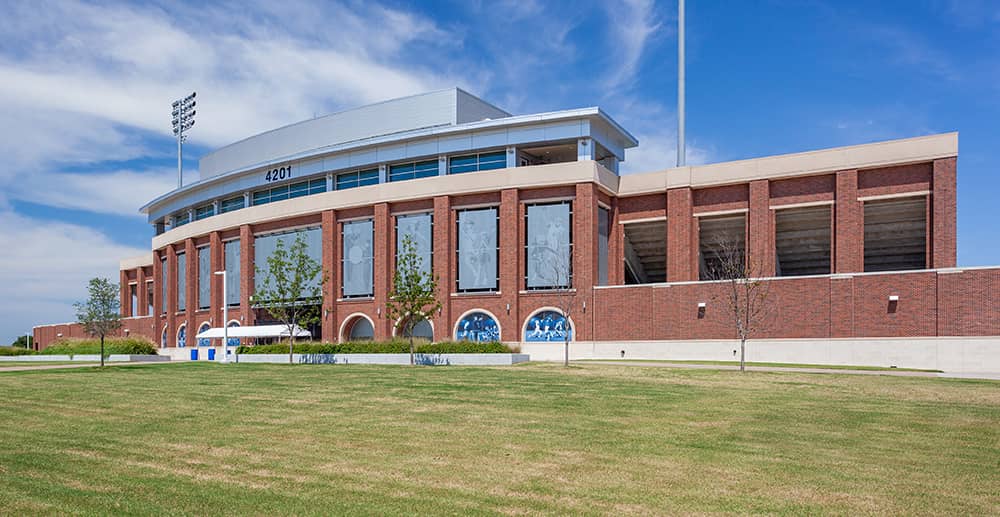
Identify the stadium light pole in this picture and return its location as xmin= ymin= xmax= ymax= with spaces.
xmin=172 ymin=92 xmax=197 ymax=189
xmin=214 ymin=271 xmax=228 ymax=364
xmin=677 ymin=0 xmax=685 ymax=167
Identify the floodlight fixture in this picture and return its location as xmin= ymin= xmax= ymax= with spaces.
xmin=171 ymin=91 xmax=197 ymax=189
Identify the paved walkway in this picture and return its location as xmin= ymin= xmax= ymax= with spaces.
xmin=579 ymin=361 xmax=1000 ymax=380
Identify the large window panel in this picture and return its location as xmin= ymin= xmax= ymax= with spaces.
xmin=775 ymin=205 xmax=832 ymax=276
xmin=336 ymin=168 xmax=379 ymax=190
xmin=526 ymin=202 xmax=572 ymax=289
xmin=146 ymin=282 xmax=154 ymax=315
xmin=698 ymin=214 xmax=746 ymax=280
xmin=176 ymin=253 xmax=186 ymax=311
xmin=342 ymin=220 xmax=374 ymax=298
xmin=198 ymin=247 xmax=211 ymax=309
xmin=623 ymin=220 xmax=667 ymax=284
xmin=254 ymin=228 xmax=323 ymax=294
xmin=220 ymin=196 xmax=245 ymax=214
xmin=598 ymin=206 xmax=610 ymax=286
xmin=864 ymin=197 xmax=926 ymax=272
xmin=456 ymin=208 xmax=498 ymax=292
xmin=160 ymin=258 xmax=167 ymax=312
xmin=396 ymin=212 xmax=433 ymax=277
xmin=224 ymin=240 xmax=241 ymax=306
xmin=389 ymin=160 xmax=438 ymax=182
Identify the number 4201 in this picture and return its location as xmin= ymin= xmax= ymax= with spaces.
xmin=265 ymin=166 xmax=291 ymax=182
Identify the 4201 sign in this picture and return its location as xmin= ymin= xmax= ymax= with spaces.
xmin=264 ymin=166 xmax=292 ymax=183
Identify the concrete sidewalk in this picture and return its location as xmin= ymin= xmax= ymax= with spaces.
xmin=579 ymin=361 xmax=1000 ymax=380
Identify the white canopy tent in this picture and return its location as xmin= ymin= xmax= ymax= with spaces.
xmin=195 ymin=325 xmax=312 ymax=339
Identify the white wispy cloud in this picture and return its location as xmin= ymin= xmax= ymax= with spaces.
xmin=603 ymin=0 xmax=662 ymax=91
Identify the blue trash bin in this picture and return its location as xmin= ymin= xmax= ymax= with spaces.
xmin=208 ymin=349 xmax=216 ymax=361
xmin=190 ymin=349 xmax=199 ymax=361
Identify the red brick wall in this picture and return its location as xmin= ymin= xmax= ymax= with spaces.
xmin=932 ymin=158 xmax=957 ymax=268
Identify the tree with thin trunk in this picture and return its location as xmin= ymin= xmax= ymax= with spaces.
xmin=254 ymin=234 xmax=325 ymax=364
xmin=539 ymin=251 xmax=575 ymax=367
xmin=703 ymin=233 xmax=774 ymax=372
xmin=386 ymin=235 xmax=441 ymax=365
xmin=74 ymin=277 xmax=122 ymax=368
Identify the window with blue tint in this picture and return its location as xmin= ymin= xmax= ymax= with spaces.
xmin=254 ymin=228 xmax=323 ymax=296
xmin=449 ymin=150 xmax=507 ymax=174
xmin=198 ymin=246 xmax=210 ymax=310
xmin=220 ymin=196 xmax=245 ymax=213
xmin=342 ymin=219 xmax=374 ymax=298
xmin=389 ymin=159 xmax=438 ymax=182
xmin=336 ymin=168 xmax=379 ymax=190
xmin=456 ymin=207 xmax=499 ymax=292
xmin=224 ymin=240 xmax=240 ymax=306
xmin=252 ymin=190 xmax=270 ymax=206
xmin=160 ymin=258 xmax=167 ymax=312
xmin=176 ymin=253 xmax=186 ymax=312
xmin=194 ymin=204 xmax=214 ymax=221
xmin=525 ymin=202 xmax=573 ymax=289
xmin=175 ymin=212 xmax=191 ymax=227
xmin=255 ymin=178 xmax=325 ymax=204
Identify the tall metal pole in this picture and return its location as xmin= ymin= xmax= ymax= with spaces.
xmin=677 ymin=0 xmax=686 ymax=167
xmin=216 ymin=271 xmax=229 ymax=364
xmin=172 ymin=92 xmax=196 ymax=190
xmin=177 ymin=123 xmax=183 ymax=189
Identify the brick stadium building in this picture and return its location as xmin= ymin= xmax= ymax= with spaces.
xmin=33 ymin=89 xmax=1000 ymax=371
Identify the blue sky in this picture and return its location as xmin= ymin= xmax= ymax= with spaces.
xmin=1 ymin=0 xmax=998 ymax=345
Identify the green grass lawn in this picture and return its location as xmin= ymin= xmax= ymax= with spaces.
xmin=0 ymin=363 xmax=996 ymax=515
xmin=578 ymin=359 xmax=943 ymax=372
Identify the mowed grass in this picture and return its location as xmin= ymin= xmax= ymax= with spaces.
xmin=0 ymin=363 xmax=997 ymax=515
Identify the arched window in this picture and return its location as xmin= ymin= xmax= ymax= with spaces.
xmin=227 ymin=321 xmax=241 ymax=347
xmin=523 ymin=309 xmax=572 ymax=342
xmin=455 ymin=311 xmax=501 ymax=342
xmin=176 ymin=324 xmax=187 ymax=348
xmin=197 ymin=323 xmax=211 ymax=347
xmin=343 ymin=315 xmax=374 ymax=341
xmin=397 ymin=317 xmax=433 ymax=342
xmin=161 ymin=326 xmax=167 ymax=348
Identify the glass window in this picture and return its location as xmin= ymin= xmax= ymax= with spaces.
xmin=129 ymin=284 xmax=137 ymax=316
xmin=224 ymin=240 xmax=240 ymax=306
xmin=220 ymin=196 xmax=245 ymax=214
xmin=342 ymin=219 xmax=374 ymax=298
xmin=347 ymin=317 xmax=374 ymax=341
xmin=336 ymin=168 xmax=379 ymax=190
xmin=254 ymin=228 xmax=323 ymax=294
xmin=160 ymin=258 xmax=167 ymax=312
xmin=226 ymin=321 xmax=240 ymax=347
xmin=526 ymin=202 xmax=572 ymax=289
xmin=598 ymin=206 xmax=610 ymax=286
xmin=146 ymin=281 xmax=154 ymax=315
xmin=389 ymin=159 xmax=438 ymax=182
xmin=524 ymin=310 xmax=572 ymax=342
xmin=449 ymin=150 xmax=506 ymax=174
xmin=177 ymin=324 xmax=186 ymax=348
xmin=396 ymin=212 xmax=433 ymax=277
xmin=194 ymin=204 xmax=214 ymax=221
xmin=456 ymin=207 xmax=498 ymax=292
xmin=197 ymin=323 xmax=211 ymax=347
xmin=455 ymin=311 xmax=500 ymax=342
xmin=176 ymin=253 xmax=186 ymax=312
xmin=174 ymin=212 xmax=190 ymax=227
xmin=198 ymin=246 xmax=210 ymax=310
xmin=252 ymin=179 xmax=326 ymax=206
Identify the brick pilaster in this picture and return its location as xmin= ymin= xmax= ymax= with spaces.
xmin=573 ymin=183 xmax=597 ymax=340
xmin=749 ymin=180 xmax=775 ymax=276
xmin=210 ymin=231 xmax=223 ymax=326
xmin=321 ymin=210 xmax=337 ymax=343
xmin=119 ymin=269 xmax=130 ymax=317
xmin=136 ymin=264 xmax=147 ymax=317
xmin=433 ymin=196 xmax=453 ymax=340
xmin=667 ymin=187 xmax=695 ymax=281
xmin=608 ymin=197 xmax=624 ymax=285
xmin=239 ymin=225 xmax=254 ymax=326
xmin=835 ymin=169 xmax=862 ymax=273
xmin=932 ymin=157 xmax=957 ymax=268
xmin=373 ymin=203 xmax=391 ymax=339
xmin=166 ymin=245 xmax=178 ymax=345
xmin=498 ymin=189 xmax=520 ymax=341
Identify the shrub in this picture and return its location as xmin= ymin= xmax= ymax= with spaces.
xmin=40 ymin=337 xmax=157 ymax=357
xmin=236 ymin=340 xmax=514 ymax=354
xmin=0 ymin=346 xmax=36 ymax=356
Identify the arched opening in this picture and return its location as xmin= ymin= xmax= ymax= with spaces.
xmin=394 ymin=316 xmax=434 ymax=342
xmin=176 ymin=323 xmax=187 ymax=348
xmin=341 ymin=314 xmax=375 ymax=342
xmin=454 ymin=310 xmax=501 ymax=342
xmin=160 ymin=325 xmax=167 ymax=348
xmin=522 ymin=308 xmax=573 ymax=343
xmin=226 ymin=321 xmax=241 ymax=348
xmin=197 ymin=323 xmax=211 ymax=347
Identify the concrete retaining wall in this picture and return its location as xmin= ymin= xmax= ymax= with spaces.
xmin=520 ymin=337 xmax=1000 ymax=373
xmin=235 ymin=353 xmax=530 ymax=365
xmin=0 ymin=354 xmax=167 ymax=362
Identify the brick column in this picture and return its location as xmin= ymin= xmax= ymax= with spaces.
xmin=136 ymin=265 xmax=147 ymax=317
xmin=667 ymin=188 xmax=695 ymax=281
xmin=239 ymin=225 xmax=254 ymax=326
xmin=210 ymin=232 xmax=223 ymax=326
xmin=184 ymin=239 xmax=197 ymax=344
xmin=835 ymin=169 xmax=862 ymax=273
xmin=321 ymin=210 xmax=337 ymax=343
xmin=373 ymin=203 xmax=392 ymax=339
xmin=153 ymin=250 xmax=164 ymax=346
xmin=932 ymin=157 xmax=957 ymax=268
xmin=433 ymin=196 xmax=453 ymax=340
xmin=119 ymin=269 xmax=130 ymax=317
xmin=748 ymin=180 xmax=775 ymax=276
xmin=573 ymin=183 xmax=597 ymax=340
xmin=498 ymin=189 xmax=520 ymax=341
xmin=608 ymin=197 xmax=624 ymax=285
xmin=166 ymin=245 xmax=178 ymax=346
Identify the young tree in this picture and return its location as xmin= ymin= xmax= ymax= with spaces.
xmin=74 ymin=277 xmax=122 ymax=368
xmin=254 ymin=234 xmax=325 ymax=364
xmin=540 ymin=253 xmax=575 ymax=367
xmin=386 ymin=235 xmax=441 ymax=365
xmin=703 ymin=234 xmax=774 ymax=372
